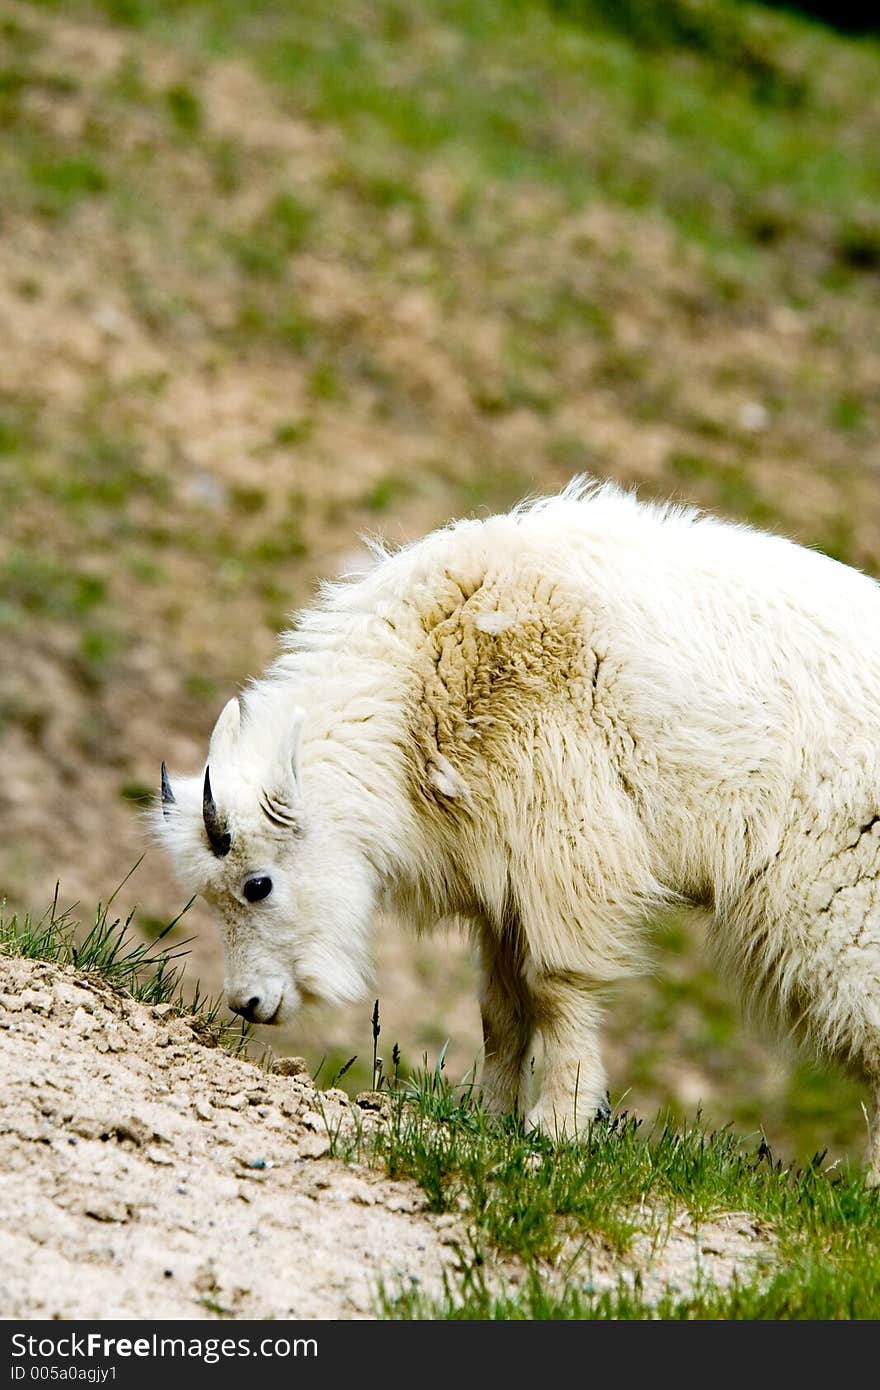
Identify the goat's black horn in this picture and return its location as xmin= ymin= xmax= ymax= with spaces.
xmin=203 ymin=765 xmax=231 ymax=858
xmin=160 ymin=761 xmax=175 ymax=820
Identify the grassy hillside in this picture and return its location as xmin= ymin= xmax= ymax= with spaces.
xmin=3 ymin=0 xmax=880 ymax=1170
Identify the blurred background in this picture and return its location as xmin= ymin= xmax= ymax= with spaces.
xmin=2 ymin=0 xmax=880 ymax=1167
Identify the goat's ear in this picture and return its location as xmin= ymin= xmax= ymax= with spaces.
xmin=283 ymin=707 xmax=306 ymax=801
xmin=208 ymin=697 xmax=241 ymax=763
xmin=260 ymin=709 xmax=306 ymax=831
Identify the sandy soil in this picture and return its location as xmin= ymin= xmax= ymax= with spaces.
xmin=0 ymin=951 xmax=462 ymax=1320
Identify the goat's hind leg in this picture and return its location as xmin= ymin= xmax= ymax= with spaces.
xmin=478 ymin=924 xmax=534 ymax=1122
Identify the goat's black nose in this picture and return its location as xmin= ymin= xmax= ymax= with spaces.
xmin=231 ymin=995 xmax=261 ymax=1023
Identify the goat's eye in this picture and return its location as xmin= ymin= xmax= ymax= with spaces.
xmin=243 ymin=876 xmax=273 ymax=904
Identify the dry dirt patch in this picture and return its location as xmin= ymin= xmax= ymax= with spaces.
xmin=0 ymin=953 xmax=461 ymax=1320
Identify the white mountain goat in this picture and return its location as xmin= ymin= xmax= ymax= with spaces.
xmin=157 ymin=479 xmax=880 ymax=1180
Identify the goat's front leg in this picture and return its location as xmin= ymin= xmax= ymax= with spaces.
xmin=527 ymin=973 xmax=609 ymax=1138
xmin=478 ymin=924 xmax=534 ymax=1121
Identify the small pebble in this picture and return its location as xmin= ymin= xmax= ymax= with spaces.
xmin=323 ymin=1087 xmax=350 ymax=1107
xmin=220 ymin=1091 xmax=247 ymax=1111
xmin=20 ymin=990 xmax=53 ymax=1015
xmin=270 ymin=1057 xmax=310 ymax=1078
xmin=355 ymin=1090 xmax=391 ymax=1115
xmin=145 ymin=1146 xmax=173 ymax=1166
xmin=739 ymin=400 xmax=770 ymax=433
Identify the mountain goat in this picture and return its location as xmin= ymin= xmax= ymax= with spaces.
xmin=157 ymin=479 xmax=880 ymax=1181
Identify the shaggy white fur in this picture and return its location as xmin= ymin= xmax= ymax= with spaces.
xmin=157 ymin=479 xmax=880 ymax=1180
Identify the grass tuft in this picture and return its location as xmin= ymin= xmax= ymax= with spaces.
xmin=0 ymin=870 xmax=253 ymax=1055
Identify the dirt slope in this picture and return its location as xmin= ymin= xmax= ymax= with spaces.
xmin=0 ymin=952 xmax=771 ymax=1319
xmin=0 ymin=952 xmax=456 ymax=1320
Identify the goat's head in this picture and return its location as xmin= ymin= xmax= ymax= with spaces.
xmin=157 ymin=696 xmax=374 ymax=1024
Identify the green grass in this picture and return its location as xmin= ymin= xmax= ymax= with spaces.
xmin=24 ymin=0 xmax=880 ymax=268
xmin=0 ymin=870 xmax=252 ymax=1054
xmin=380 ymin=1235 xmax=880 ymax=1318
xmin=164 ymin=80 xmax=201 ymax=134
xmin=1 ymin=868 xmax=188 ymax=999
xmin=6 ymin=0 xmax=878 ymax=540
xmin=0 ymin=552 xmax=106 ymax=627
xmin=0 ymin=422 xmax=167 ymax=689
xmin=28 ymin=153 xmax=107 ymax=215
xmin=346 ymin=1053 xmax=880 ymax=1319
